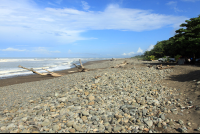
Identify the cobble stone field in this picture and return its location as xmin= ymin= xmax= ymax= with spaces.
xmin=0 ymin=59 xmax=199 ymax=133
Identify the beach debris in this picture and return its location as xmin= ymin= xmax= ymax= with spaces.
xmin=73 ymin=59 xmax=84 ymax=69
xmin=147 ymin=64 xmax=153 ymax=68
xmin=73 ymin=59 xmax=90 ymax=72
xmin=110 ymin=58 xmax=116 ymax=61
xmin=18 ymin=65 xmax=62 ymax=77
xmin=95 ymin=76 xmax=101 ymax=79
xmin=68 ymin=59 xmax=104 ymax=73
xmin=112 ymin=60 xmax=128 ymax=68
xmin=187 ymin=105 xmax=194 ymax=109
xmin=156 ymin=64 xmax=174 ymax=70
xmin=68 ymin=71 xmax=76 ymax=73
xmin=41 ymin=68 xmax=62 ymax=77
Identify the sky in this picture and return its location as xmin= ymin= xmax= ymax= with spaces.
xmin=0 ymin=0 xmax=199 ymax=58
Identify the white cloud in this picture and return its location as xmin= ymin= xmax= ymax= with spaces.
xmin=48 ymin=2 xmax=57 ymax=6
xmin=0 ymin=0 xmax=188 ymax=45
xmin=174 ymin=7 xmax=183 ymax=12
xmin=0 ymin=47 xmax=60 ymax=56
xmin=81 ymin=1 xmax=90 ymax=10
xmin=166 ymin=1 xmax=177 ymax=6
xmin=51 ymin=50 xmax=61 ymax=53
xmin=137 ymin=47 xmax=143 ymax=53
xmin=122 ymin=52 xmax=134 ymax=56
xmin=16 ymin=45 xmax=28 ymax=46
xmin=37 ymin=18 xmax=54 ymax=22
xmin=56 ymin=0 xmax=62 ymax=4
xmin=166 ymin=1 xmax=183 ymax=12
xmin=147 ymin=44 xmax=154 ymax=51
xmin=0 ymin=47 xmax=26 ymax=51
xmin=32 ymin=47 xmax=60 ymax=54
xmin=48 ymin=0 xmax=63 ymax=5
xmin=122 ymin=47 xmax=144 ymax=56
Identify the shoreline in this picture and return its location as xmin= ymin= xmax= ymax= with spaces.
xmin=0 ymin=59 xmax=110 ymax=88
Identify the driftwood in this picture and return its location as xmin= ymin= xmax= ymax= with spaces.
xmin=70 ymin=59 xmax=107 ymax=73
xmin=147 ymin=64 xmax=152 ymax=68
xmin=156 ymin=64 xmax=162 ymax=69
xmin=110 ymin=58 xmax=116 ymax=61
xmin=156 ymin=64 xmax=174 ymax=70
xmin=19 ymin=59 xmax=129 ymax=77
xmin=41 ymin=68 xmax=62 ymax=77
xmin=72 ymin=59 xmax=90 ymax=72
xmin=18 ymin=65 xmax=62 ymax=77
xmin=73 ymin=59 xmax=85 ymax=69
xmin=112 ymin=60 xmax=128 ymax=68
xmin=78 ymin=68 xmax=90 ymax=72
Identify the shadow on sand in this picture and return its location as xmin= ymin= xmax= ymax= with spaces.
xmin=142 ymin=62 xmax=200 ymax=82
xmin=167 ymin=69 xmax=200 ymax=82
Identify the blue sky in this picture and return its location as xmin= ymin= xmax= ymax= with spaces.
xmin=0 ymin=0 xmax=199 ymax=58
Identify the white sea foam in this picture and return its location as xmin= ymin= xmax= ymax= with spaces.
xmin=0 ymin=57 xmax=108 ymax=79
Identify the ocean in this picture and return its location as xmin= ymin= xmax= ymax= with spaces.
xmin=0 ymin=57 xmax=109 ymax=79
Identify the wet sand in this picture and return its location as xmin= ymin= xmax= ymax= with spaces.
xmin=0 ymin=60 xmax=109 ymax=87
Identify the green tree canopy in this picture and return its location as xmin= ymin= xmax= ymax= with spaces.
xmin=143 ymin=14 xmax=200 ymax=59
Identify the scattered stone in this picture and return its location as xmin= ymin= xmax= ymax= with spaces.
xmin=73 ymin=124 xmax=83 ymax=132
xmin=114 ymin=114 xmax=124 ymax=120
xmin=187 ymin=122 xmax=191 ymax=126
xmin=196 ymin=127 xmax=200 ymax=131
xmin=41 ymin=119 xmax=51 ymax=127
xmin=88 ymin=95 xmax=95 ymax=101
xmin=143 ymin=128 xmax=149 ymax=132
xmin=53 ymin=125 xmax=60 ymax=131
xmin=105 ymin=126 xmax=112 ymax=133
xmin=178 ymin=119 xmax=184 ymax=125
xmin=113 ymin=126 xmax=121 ymax=132
xmin=145 ymin=120 xmax=153 ymax=127
xmin=160 ymin=114 xmax=165 ymax=120
xmin=157 ymin=122 xmax=162 ymax=128
xmin=69 ymin=128 xmax=75 ymax=133
xmin=66 ymin=121 xmax=74 ymax=127
xmin=82 ymin=111 xmax=89 ymax=116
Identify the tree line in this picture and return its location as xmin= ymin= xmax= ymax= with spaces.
xmin=138 ymin=15 xmax=200 ymax=62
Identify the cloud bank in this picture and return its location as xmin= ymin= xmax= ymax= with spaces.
xmin=0 ymin=47 xmax=60 ymax=55
xmin=0 ymin=47 xmax=26 ymax=52
xmin=0 ymin=0 xmax=188 ymax=45
xmin=122 ymin=47 xmax=144 ymax=56
xmin=122 ymin=52 xmax=135 ymax=56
